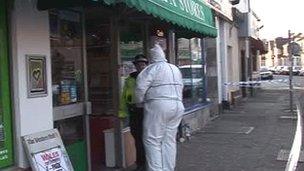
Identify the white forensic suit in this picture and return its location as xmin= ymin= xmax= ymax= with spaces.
xmin=135 ymin=44 xmax=185 ymax=171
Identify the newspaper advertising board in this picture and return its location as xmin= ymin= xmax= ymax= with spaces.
xmin=22 ymin=129 xmax=74 ymax=171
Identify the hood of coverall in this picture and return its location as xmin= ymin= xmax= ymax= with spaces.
xmin=149 ymin=44 xmax=167 ymax=63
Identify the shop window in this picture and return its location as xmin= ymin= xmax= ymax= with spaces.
xmin=50 ymin=10 xmax=84 ymax=107
xmin=54 ymin=116 xmax=85 ymax=145
xmin=150 ymin=27 xmax=167 ymax=53
xmin=120 ymin=22 xmax=144 ymax=79
xmin=177 ymin=38 xmax=205 ymax=108
xmin=86 ymin=11 xmax=113 ymax=115
xmin=119 ymin=22 xmax=144 ymax=126
xmin=50 ymin=9 xmax=88 ymax=171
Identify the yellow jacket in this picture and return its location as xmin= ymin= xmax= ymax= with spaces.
xmin=118 ymin=72 xmax=138 ymax=118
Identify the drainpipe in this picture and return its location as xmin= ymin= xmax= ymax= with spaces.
xmin=215 ymin=16 xmax=222 ymax=105
xmin=244 ymin=0 xmax=251 ymax=96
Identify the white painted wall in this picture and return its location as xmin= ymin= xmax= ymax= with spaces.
xmin=10 ymin=0 xmax=53 ymax=168
xmin=218 ymin=20 xmax=241 ymax=102
xmin=225 ymin=22 xmax=240 ymax=93
xmin=217 ymin=18 xmax=229 ymax=102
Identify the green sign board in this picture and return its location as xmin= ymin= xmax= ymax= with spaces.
xmin=0 ymin=0 xmax=14 ymax=168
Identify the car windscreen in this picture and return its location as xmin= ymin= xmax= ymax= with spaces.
xmin=260 ymin=68 xmax=269 ymax=72
xmin=180 ymin=67 xmax=203 ymax=79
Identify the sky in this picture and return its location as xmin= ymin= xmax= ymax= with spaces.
xmin=250 ymin=0 xmax=304 ymax=40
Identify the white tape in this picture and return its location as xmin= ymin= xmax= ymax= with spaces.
xmin=224 ymin=79 xmax=290 ymax=87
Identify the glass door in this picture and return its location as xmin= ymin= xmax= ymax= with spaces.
xmin=49 ymin=9 xmax=87 ymax=171
xmin=0 ymin=0 xmax=14 ymax=168
xmin=85 ymin=7 xmax=116 ymax=170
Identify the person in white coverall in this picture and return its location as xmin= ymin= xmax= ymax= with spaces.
xmin=135 ymin=44 xmax=184 ymax=171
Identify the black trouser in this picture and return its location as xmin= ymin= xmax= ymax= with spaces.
xmin=129 ymin=107 xmax=145 ymax=167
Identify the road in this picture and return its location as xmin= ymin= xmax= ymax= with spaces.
xmin=261 ymin=75 xmax=304 ymax=91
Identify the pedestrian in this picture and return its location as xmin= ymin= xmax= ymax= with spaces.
xmin=119 ymin=54 xmax=148 ymax=171
xmin=135 ymin=44 xmax=184 ymax=171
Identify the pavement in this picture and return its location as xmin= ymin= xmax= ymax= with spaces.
xmin=176 ymin=89 xmax=304 ymax=171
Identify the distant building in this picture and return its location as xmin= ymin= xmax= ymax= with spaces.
xmin=262 ymin=34 xmax=304 ymax=68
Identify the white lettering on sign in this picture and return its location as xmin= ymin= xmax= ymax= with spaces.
xmin=0 ymin=155 xmax=8 ymax=161
xmin=158 ymin=0 xmax=206 ymax=21
xmin=0 ymin=150 xmax=8 ymax=155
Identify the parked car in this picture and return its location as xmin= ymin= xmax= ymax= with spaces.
xmin=292 ymin=66 xmax=302 ymax=75
xmin=274 ymin=66 xmax=284 ymax=74
xmin=268 ymin=66 xmax=276 ymax=73
xmin=279 ymin=66 xmax=289 ymax=75
xmin=299 ymin=68 xmax=304 ymax=76
xmin=179 ymin=65 xmax=204 ymax=99
xmin=259 ymin=67 xmax=273 ymax=80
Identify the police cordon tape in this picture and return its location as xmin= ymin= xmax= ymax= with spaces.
xmin=224 ymin=79 xmax=290 ymax=87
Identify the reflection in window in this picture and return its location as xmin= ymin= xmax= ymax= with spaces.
xmin=86 ymin=10 xmax=113 ymax=115
xmin=177 ymin=38 xmax=205 ymax=108
xmin=54 ymin=116 xmax=85 ymax=145
xmin=119 ymin=22 xmax=144 ymax=127
xmin=120 ymin=22 xmax=144 ymax=78
xmin=50 ymin=10 xmax=84 ymax=107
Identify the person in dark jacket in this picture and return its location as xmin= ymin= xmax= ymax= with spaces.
xmin=119 ymin=54 xmax=148 ymax=170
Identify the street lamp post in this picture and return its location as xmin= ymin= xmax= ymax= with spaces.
xmin=287 ymin=30 xmax=302 ymax=114
xmin=288 ymin=30 xmax=294 ymax=114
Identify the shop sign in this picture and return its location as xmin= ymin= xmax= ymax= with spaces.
xmin=158 ymin=0 xmax=206 ymax=21
xmin=22 ymin=129 xmax=74 ymax=171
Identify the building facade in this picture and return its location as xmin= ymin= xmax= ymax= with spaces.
xmin=1 ymin=0 xmax=218 ymax=170
xmin=234 ymin=0 xmax=267 ymax=96
xmin=204 ymin=0 xmax=242 ymax=110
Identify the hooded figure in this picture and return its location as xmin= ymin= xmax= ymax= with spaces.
xmin=135 ymin=44 xmax=184 ymax=171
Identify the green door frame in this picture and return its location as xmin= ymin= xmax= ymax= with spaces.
xmin=0 ymin=0 xmax=14 ymax=168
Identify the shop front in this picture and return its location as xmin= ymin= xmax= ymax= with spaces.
xmin=8 ymin=0 xmax=217 ymax=170
xmin=49 ymin=1 xmax=216 ymax=169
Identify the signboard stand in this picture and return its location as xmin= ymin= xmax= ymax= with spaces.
xmin=22 ymin=129 xmax=74 ymax=171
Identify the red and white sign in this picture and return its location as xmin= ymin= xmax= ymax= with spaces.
xmin=33 ymin=147 xmax=69 ymax=171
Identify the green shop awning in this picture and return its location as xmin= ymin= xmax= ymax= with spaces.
xmin=104 ymin=0 xmax=217 ymax=37
xmin=37 ymin=0 xmax=217 ymax=37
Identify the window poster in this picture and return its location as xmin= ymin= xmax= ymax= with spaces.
xmin=0 ymin=0 xmax=14 ymax=168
